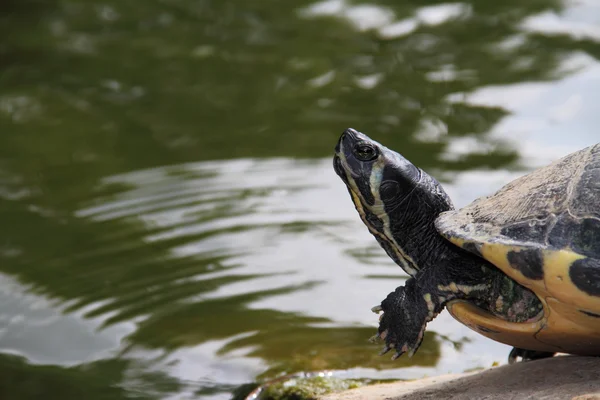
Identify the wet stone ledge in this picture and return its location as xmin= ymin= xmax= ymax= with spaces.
xmin=321 ymin=356 xmax=600 ymax=400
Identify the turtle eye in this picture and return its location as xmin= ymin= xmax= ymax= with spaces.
xmin=354 ymin=143 xmax=378 ymax=161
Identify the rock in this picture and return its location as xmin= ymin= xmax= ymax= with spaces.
xmin=321 ymin=356 xmax=600 ymax=400
xmin=319 ymin=373 xmax=476 ymax=400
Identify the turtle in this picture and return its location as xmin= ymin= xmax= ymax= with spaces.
xmin=333 ymin=127 xmax=600 ymax=363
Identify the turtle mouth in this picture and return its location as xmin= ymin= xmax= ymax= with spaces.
xmin=333 ymin=129 xmax=350 ymax=179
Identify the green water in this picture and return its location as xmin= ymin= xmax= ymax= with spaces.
xmin=2 ymin=0 xmax=600 ymax=398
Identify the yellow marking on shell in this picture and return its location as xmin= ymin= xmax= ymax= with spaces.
xmin=477 ymin=243 xmax=545 ymax=292
xmin=445 ymin=222 xmax=600 ymax=354
xmin=542 ymin=249 xmax=600 ymax=312
xmin=478 ymin=243 xmax=595 ymax=305
xmin=449 ymin=240 xmax=600 ymax=354
xmin=338 ymin=149 xmax=418 ymax=276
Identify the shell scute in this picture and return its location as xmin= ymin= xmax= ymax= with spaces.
xmin=506 ymin=249 xmax=544 ymax=280
xmin=569 ymin=258 xmax=600 ymax=297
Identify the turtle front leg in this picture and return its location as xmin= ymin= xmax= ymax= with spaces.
xmin=373 ymin=276 xmax=459 ymax=359
xmin=372 ymin=282 xmax=434 ymax=359
xmin=372 ymin=270 xmax=490 ymax=359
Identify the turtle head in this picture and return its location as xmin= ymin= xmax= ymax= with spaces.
xmin=334 ymin=128 xmax=454 ymax=276
xmin=334 ymin=128 xmax=422 ymax=210
xmin=334 ymin=129 xmax=548 ymax=361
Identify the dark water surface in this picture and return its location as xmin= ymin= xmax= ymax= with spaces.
xmin=2 ymin=0 xmax=600 ymax=398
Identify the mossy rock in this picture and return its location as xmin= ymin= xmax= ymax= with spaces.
xmin=260 ymin=376 xmax=365 ymax=400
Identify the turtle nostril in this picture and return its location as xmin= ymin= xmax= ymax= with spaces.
xmin=343 ymin=128 xmax=359 ymax=141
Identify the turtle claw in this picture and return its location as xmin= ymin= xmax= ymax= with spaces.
xmin=369 ymin=329 xmax=388 ymax=343
xmin=371 ymin=305 xmax=383 ymax=313
xmin=386 ymin=343 xmax=416 ymax=360
xmin=379 ymin=344 xmax=393 ymax=355
xmin=391 ymin=350 xmax=405 ymax=360
xmin=407 ymin=346 xmax=417 ymax=358
xmin=404 ymin=342 xmax=418 ymax=358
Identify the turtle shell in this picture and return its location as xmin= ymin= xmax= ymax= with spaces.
xmin=435 ymin=143 xmax=600 ymax=355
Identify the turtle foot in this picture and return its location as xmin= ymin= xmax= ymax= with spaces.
xmin=371 ymin=324 xmax=423 ymax=360
xmin=508 ymin=347 xmax=555 ymax=364
xmin=373 ymin=285 xmax=430 ymax=360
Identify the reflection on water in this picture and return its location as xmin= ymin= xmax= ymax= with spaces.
xmin=76 ymin=159 xmax=444 ymax=374
xmin=0 ymin=157 xmax=593 ymax=399
xmin=2 ymin=0 xmax=600 ymax=398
